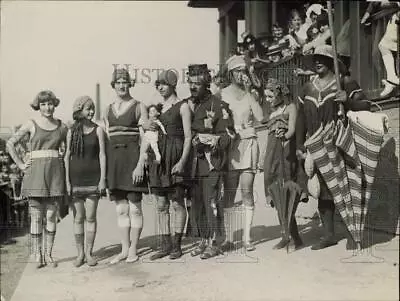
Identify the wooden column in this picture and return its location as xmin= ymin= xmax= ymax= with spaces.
xmin=95 ymin=83 xmax=100 ymax=121
xmin=225 ymin=11 xmax=238 ymax=62
xmin=218 ymin=12 xmax=226 ymax=68
xmin=349 ymin=1 xmax=371 ymax=89
xmin=333 ymin=0 xmax=349 ymax=34
xmin=253 ymin=1 xmax=270 ymax=36
xmin=245 ymin=1 xmax=252 ymax=32
xmin=245 ymin=1 xmax=270 ymax=36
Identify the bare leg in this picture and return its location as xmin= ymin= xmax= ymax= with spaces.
xmin=150 ymin=141 xmax=161 ymax=164
xmin=72 ymin=198 xmax=85 ymax=267
xmin=110 ymin=200 xmax=130 ymax=264
xmin=127 ymin=198 xmax=143 ymax=263
xmin=85 ymin=196 xmax=99 ymax=266
xmin=379 ymin=40 xmax=399 ymax=97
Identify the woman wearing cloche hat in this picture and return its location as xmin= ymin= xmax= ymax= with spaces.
xmin=296 ymin=44 xmax=371 ymax=250
xmin=103 ymin=67 xmax=149 ymax=264
xmin=221 ymin=55 xmax=264 ymax=252
xmin=64 ymin=95 xmax=106 ymax=267
xmin=146 ymin=69 xmax=192 ymax=261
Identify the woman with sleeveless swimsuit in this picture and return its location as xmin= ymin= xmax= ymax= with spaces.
xmin=7 ymin=90 xmax=67 ymax=269
xmin=104 ymin=68 xmax=149 ymax=264
xmin=146 ymin=70 xmax=192 ymax=261
xmin=65 ymin=96 xmax=106 ymax=267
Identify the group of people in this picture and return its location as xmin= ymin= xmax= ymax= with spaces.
xmin=236 ymin=3 xmax=333 ymax=66
xmin=238 ymin=1 xmax=400 ymax=98
xmin=5 ymin=43 xmax=372 ymax=269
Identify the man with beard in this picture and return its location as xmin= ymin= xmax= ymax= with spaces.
xmin=186 ymin=64 xmax=235 ymax=259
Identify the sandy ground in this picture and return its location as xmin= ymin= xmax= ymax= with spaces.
xmin=0 ymin=228 xmax=29 ymax=301
xmin=3 ymin=190 xmax=398 ymax=301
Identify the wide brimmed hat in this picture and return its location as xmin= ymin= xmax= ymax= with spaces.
xmin=306 ymin=3 xmax=325 ymax=19
xmin=155 ymin=69 xmax=178 ymax=87
xmin=30 ymin=90 xmax=60 ymax=111
xmin=303 ymin=44 xmax=347 ymax=75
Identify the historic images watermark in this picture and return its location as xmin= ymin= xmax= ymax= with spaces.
xmin=111 ymin=63 xmax=301 ymax=86
xmin=111 ymin=64 xmax=223 ymax=85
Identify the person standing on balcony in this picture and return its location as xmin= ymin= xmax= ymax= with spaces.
xmin=103 ymin=67 xmax=148 ymax=264
xmin=221 ymin=55 xmax=264 ymax=253
xmin=378 ymin=7 xmax=400 ymax=97
xmin=296 ymin=45 xmax=371 ymax=250
xmin=7 ymin=90 xmax=67 ymax=268
xmin=361 ymin=1 xmax=400 ymax=97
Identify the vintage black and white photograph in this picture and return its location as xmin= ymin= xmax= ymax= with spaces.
xmin=0 ymin=0 xmax=399 ymax=300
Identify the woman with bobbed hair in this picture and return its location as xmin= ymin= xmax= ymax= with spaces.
xmin=7 ymin=90 xmax=68 ymax=269
xmin=263 ymin=78 xmax=305 ymax=250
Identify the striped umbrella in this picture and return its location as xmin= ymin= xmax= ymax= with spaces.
xmin=323 ymin=120 xmax=356 ymax=239
xmin=336 ymin=113 xmax=385 ymax=245
xmin=304 ymin=121 xmax=357 ymax=242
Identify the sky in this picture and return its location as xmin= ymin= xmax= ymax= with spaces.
xmin=0 ymin=0 xmax=220 ymax=129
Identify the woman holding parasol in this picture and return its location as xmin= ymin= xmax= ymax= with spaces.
xmin=296 ymin=44 xmax=371 ymax=250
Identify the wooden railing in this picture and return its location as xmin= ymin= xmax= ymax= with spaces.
xmin=255 ymin=54 xmax=311 ymax=105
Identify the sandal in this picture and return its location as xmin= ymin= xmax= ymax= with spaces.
xmin=32 ymin=253 xmax=45 ymax=269
xmin=244 ymin=242 xmax=256 ymax=252
xmin=200 ymin=246 xmax=221 ymax=260
xmin=221 ymin=241 xmax=235 ymax=252
xmin=190 ymin=242 xmax=206 ymax=257
xmin=45 ymin=254 xmax=58 ymax=268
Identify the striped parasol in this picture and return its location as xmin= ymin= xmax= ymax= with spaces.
xmin=304 ymin=121 xmax=357 ymax=242
xmin=336 ymin=112 xmax=385 ymax=244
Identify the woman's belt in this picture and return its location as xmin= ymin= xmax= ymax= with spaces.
xmin=108 ymin=125 xmax=140 ymax=137
xmin=235 ymin=127 xmax=257 ymax=139
xmin=30 ymin=150 xmax=59 ymax=159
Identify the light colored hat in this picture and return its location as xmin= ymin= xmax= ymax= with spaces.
xmin=306 ymin=4 xmax=324 ymax=19
xmin=73 ymin=95 xmax=94 ymax=115
xmin=226 ymin=55 xmax=246 ymax=71
xmin=307 ymin=174 xmax=320 ymax=199
xmin=304 ymin=44 xmax=347 ymax=75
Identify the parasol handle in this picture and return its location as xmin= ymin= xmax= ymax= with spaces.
xmin=327 ymin=1 xmax=345 ymax=119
